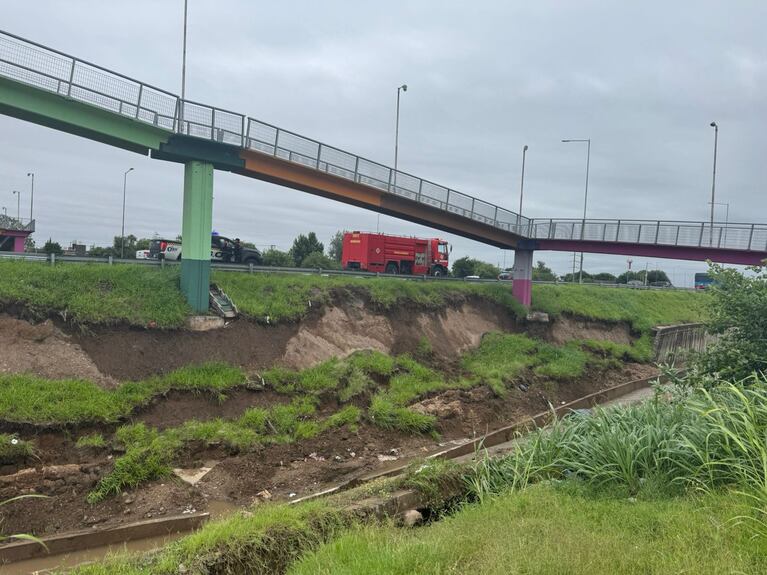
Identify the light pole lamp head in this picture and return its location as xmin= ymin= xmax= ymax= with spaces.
xmin=523 ymin=144 xmax=529 ymax=151
xmin=710 ymin=121 xmax=717 ymax=128
xmin=27 ymin=172 xmax=32 ymax=177
xmin=400 ymin=84 xmax=407 ymax=92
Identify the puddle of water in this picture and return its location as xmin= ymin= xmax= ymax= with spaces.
xmin=0 ymin=500 xmax=239 ymax=575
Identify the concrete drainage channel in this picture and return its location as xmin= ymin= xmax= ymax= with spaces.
xmin=0 ymin=372 xmax=663 ymax=573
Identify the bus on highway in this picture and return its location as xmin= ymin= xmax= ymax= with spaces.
xmin=694 ymin=273 xmax=715 ymax=290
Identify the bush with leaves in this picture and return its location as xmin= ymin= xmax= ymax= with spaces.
xmin=694 ymin=263 xmax=767 ymax=382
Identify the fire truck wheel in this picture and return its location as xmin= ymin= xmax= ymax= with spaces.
xmin=432 ymin=266 xmax=445 ymax=277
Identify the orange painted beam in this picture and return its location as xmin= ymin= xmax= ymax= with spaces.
xmin=238 ymin=149 xmax=521 ymax=249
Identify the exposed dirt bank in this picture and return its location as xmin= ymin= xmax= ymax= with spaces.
xmin=73 ymin=295 xmax=519 ymax=380
xmin=0 ymin=315 xmax=117 ymax=388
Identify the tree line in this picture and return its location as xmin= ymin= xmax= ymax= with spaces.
xmin=451 ymin=256 xmax=671 ymax=285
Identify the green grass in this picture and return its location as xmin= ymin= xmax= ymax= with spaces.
xmin=289 ymin=484 xmax=767 ymax=575
xmin=0 ymin=433 xmax=32 ymax=464
xmin=1 ymin=261 xmax=704 ymax=332
xmin=68 ymin=501 xmax=347 ymax=575
xmin=90 ymin=399 xmax=362 ymax=501
xmin=75 ymin=433 xmax=106 ymax=449
xmin=532 ymin=283 xmax=706 ymax=333
xmin=0 ymin=260 xmax=189 ymax=327
xmin=0 ymin=363 xmax=245 ymax=425
xmin=213 ymin=272 xmax=526 ymax=323
xmin=462 ymin=333 xmax=593 ymax=393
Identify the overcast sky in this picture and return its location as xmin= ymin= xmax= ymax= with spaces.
xmin=2 ymin=1 xmax=765 ymax=285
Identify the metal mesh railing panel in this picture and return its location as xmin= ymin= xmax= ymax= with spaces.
xmin=357 ymin=159 xmax=391 ymax=191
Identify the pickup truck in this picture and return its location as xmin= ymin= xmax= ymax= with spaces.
xmin=149 ymin=235 xmax=262 ymax=265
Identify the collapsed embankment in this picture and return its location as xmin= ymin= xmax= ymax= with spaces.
xmin=0 ymin=268 xmax=707 ymax=554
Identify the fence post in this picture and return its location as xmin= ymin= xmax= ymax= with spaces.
xmin=316 ymin=144 xmax=322 ymax=169
xmin=698 ymin=222 xmax=705 ymax=247
xmin=66 ymin=60 xmax=75 ymax=97
xmin=748 ymin=224 xmax=755 ymax=250
xmin=136 ymin=84 xmax=143 ymax=119
xmin=108 ymin=255 xmax=113 ymax=266
xmin=654 ymin=221 xmax=661 ymax=244
xmin=50 ymin=252 xmax=55 ymax=266
xmin=249 ymin=263 xmax=254 ymax=274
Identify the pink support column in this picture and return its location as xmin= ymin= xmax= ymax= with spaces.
xmin=512 ymin=249 xmax=533 ymax=307
xmin=12 ymin=235 xmax=25 ymax=253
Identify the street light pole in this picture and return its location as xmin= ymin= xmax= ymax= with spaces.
xmin=121 ymin=168 xmax=134 ymax=259
xmin=709 ymin=201 xmax=729 ymax=246
xmin=709 ymin=121 xmax=718 ymax=246
xmin=179 ymin=0 xmax=189 ymax=133
xmin=518 ymin=145 xmax=528 ymax=227
xmin=12 ymin=190 xmax=21 ymax=221
xmin=27 ymin=172 xmax=34 ymax=221
xmin=561 ymin=138 xmax=591 ymax=284
xmin=380 ymin=83 xmax=407 ymax=233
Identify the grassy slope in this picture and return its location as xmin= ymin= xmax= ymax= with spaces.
xmin=532 ymin=283 xmax=707 ymax=332
xmin=0 ymin=260 xmax=188 ymax=328
xmin=289 ymin=485 xmax=765 ymax=575
xmin=0 ymin=363 xmax=245 ymax=425
xmin=0 ymin=260 xmax=705 ymax=330
xmin=213 ymin=271 xmax=525 ymax=323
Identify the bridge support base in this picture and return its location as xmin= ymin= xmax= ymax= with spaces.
xmin=180 ymin=160 xmax=214 ymax=313
xmin=512 ymin=249 xmax=533 ymax=307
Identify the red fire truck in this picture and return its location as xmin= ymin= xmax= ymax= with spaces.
xmin=342 ymin=232 xmax=450 ymax=276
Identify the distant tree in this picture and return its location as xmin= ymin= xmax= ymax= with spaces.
xmin=290 ymin=232 xmax=324 ymax=266
xmin=451 ymin=256 xmax=499 ymax=279
xmin=88 ymin=246 xmax=112 ymax=257
xmin=301 ymin=251 xmax=340 ymax=270
xmin=24 ymin=236 xmax=36 ymax=253
xmin=616 ymin=270 xmax=669 ymax=285
xmin=451 ymin=256 xmax=476 ymax=278
xmin=42 ymin=238 xmax=63 ymax=255
xmin=532 ymin=261 xmax=557 ymax=282
xmin=262 ymin=248 xmax=294 ymax=267
xmin=561 ymin=271 xmax=594 ymax=283
xmin=474 ymin=261 xmax=501 ymax=279
xmin=328 ymin=231 xmax=345 ymax=262
xmin=591 ymin=272 xmax=618 ymax=283
xmin=135 ymin=238 xmax=151 ymax=251
xmin=112 ymin=234 xmax=137 ymax=258
xmin=242 ymin=241 xmax=257 ymax=249
xmin=647 ymin=270 xmax=671 ymax=285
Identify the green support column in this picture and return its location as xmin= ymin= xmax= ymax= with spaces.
xmin=180 ymin=161 xmax=214 ymax=312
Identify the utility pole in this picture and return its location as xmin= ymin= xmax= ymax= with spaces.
xmin=27 ymin=172 xmax=34 ymax=221
xmin=121 ymin=168 xmax=134 ymax=259
xmin=179 ymin=0 xmax=189 ymax=133
xmin=12 ymin=190 xmax=21 ymax=220
xmin=561 ymin=138 xmax=591 ymax=284
xmin=709 ymin=122 xmax=718 ymax=246
xmin=381 ymin=83 xmax=408 ymax=233
xmin=518 ymin=144 xmax=528 ymax=225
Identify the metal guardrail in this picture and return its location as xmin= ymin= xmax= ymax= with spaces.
xmin=525 ymin=218 xmax=767 ymax=252
xmin=1 ymin=29 xmax=765 ymax=254
xmin=0 ymin=252 xmax=694 ymax=290
xmin=0 ymin=215 xmax=34 ymax=232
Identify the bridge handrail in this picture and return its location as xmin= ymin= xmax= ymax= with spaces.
xmin=527 ymin=218 xmax=767 ymax=251
xmin=1 ymin=29 xmax=766 ymax=254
